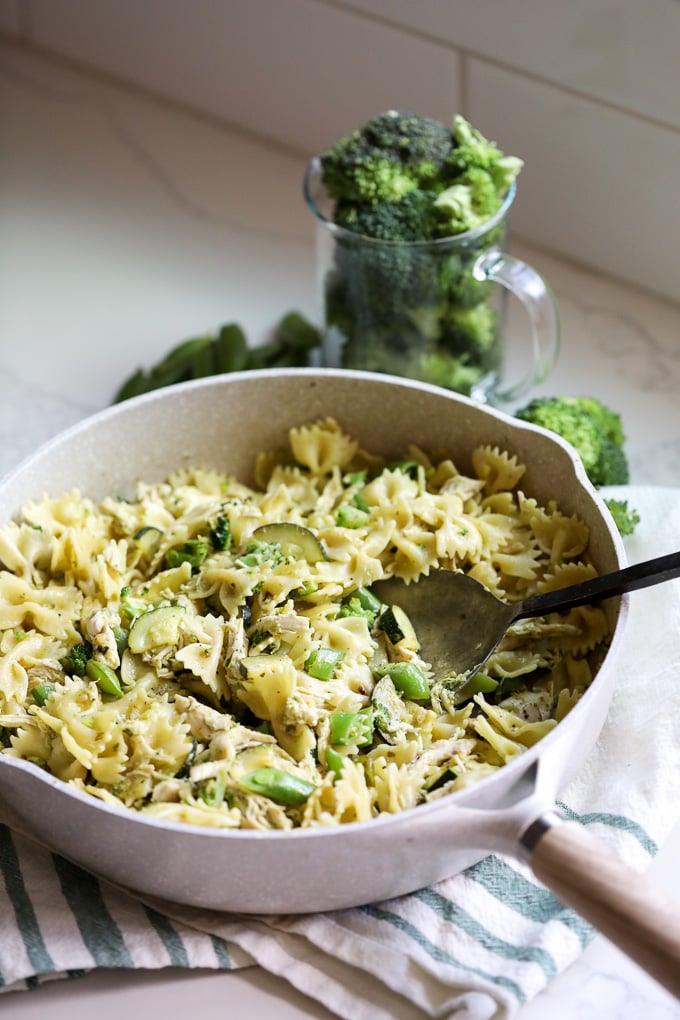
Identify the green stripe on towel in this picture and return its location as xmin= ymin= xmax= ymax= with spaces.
xmin=0 ymin=824 xmax=55 ymax=981
xmin=557 ymin=803 xmax=658 ymax=856
xmin=52 ymin=855 xmax=133 ymax=968
xmin=143 ymin=906 xmax=190 ymax=967
xmin=415 ymin=888 xmax=558 ymax=980
xmin=210 ymin=934 xmax=233 ymax=969
xmin=362 ymin=903 xmax=527 ymax=1004
xmin=466 ymin=855 xmax=593 ymax=947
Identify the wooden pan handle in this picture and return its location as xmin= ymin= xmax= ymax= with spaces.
xmin=524 ymin=815 xmax=680 ymax=998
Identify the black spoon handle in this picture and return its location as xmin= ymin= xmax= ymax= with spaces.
xmin=515 ymin=550 xmax=680 ymax=620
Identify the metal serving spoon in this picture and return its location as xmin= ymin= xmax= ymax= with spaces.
xmin=372 ymin=549 xmax=680 ymax=678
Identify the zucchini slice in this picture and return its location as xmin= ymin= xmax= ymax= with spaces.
xmin=376 ymin=604 xmax=419 ymax=652
xmin=128 ymin=605 xmax=185 ymax=653
xmin=133 ymin=525 xmax=163 ymax=559
xmin=251 ymin=523 xmax=327 ymax=563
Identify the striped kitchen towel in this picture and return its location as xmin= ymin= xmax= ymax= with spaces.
xmin=1 ymin=486 xmax=679 ymax=1019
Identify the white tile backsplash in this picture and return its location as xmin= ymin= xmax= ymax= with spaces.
xmin=467 ymin=60 xmax=680 ymax=305
xmin=333 ymin=0 xmax=680 ymax=131
xmin=7 ymin=0 xmax=680 ymax=305
xmin=26 ymin=0 xmax=460 ymax=155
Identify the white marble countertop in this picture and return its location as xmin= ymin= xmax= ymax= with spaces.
xmin=1 ymin=41 xmax=680 ymax=1020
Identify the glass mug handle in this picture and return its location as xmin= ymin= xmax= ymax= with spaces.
xmin=473 ymin=251 xmax=560 ymax=404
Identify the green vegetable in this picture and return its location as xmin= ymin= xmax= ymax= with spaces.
xmin=329 ymin=707 xmax=374 ymax=747
xmin=603 ymin=498 xmax=640 ymax=537
xmin=304 ymin=647 xmax=345 ymax=681
xmin=112 ymin=626 xmax=129 ymax=655
xmin=339 ymin=586 xmax=382 ymax=623
xmin=113 ymin=312 xmax=321 ymax=403
xmin=376 ymin=605 xmax=419 ymax=651
xmin=60 ymin=641 xmax=94 ymax=678
xmin=238 ymin=767 xmax=316 ymax=806
xmin=198 ymin=770 xmax=228 ymax=808
xmin=86 ymin=659 xmax=123 ymax=698
xmin=336 ymin=504 xmax=370 ymax=529
xmin=321 ymin=110 xmax=455 ymax=204
xmin=515 ymin=395 xmax=638 ymax=535
xmin=375 ymin=661 xmax=430 ymax=701
xmin=237 ymin=539 xmax=283 ymax=568
xmin=210 ymin=512 xmax=232 ymax=551
xmin=451 ymin=672 xmax=499 ymax=705
xmin=325 ymin=746 xmax=345 ymax=779
xmin=318 ymin=111 xmax=522 ymax=394
xmin=214 ymin=323 xmax=249 ymax=374
xmin=165 ymin=538 xmax=209 ymax=571
xmin=250 ymin=523 xmax=327 ymax=563
xmin=32 ymin=682 xmax=56 ymax=706
xmin=133 ymin=525 xmax=163 ymax=560
xmin=119 ymin=585 xmax=148 ymax=625
xmin=128 ymin=604 xmax=185 ymax=653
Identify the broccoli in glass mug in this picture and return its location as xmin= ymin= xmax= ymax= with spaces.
xmin=304 ymin=110 xmax=559 ymax=405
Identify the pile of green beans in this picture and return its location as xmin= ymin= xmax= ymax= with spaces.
xmin=113 ymin=312 xmax=321 ymax=403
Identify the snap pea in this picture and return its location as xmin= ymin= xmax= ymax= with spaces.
xmin=375 ymin=661 xmax=430 ymax=701
xmin=198 ymin=770 xmax=228 ymax=808
xmin=112 ymin=626 xmax=128 ymax=655
xmin=325 ymin=746 xmax=346 ymax=779
xmin=112 ymin=312 xmax=321 ymax=403
xmin=214 ymin=323 xmax=249 ymax=373
xmin=452 ymin=672 xmax=498 ymax=705
xmin=85 ymin=659 xmax=123 ymax=698
xmin=238 ymin=767 xmax=316 ymax=806
xmin=329 ymin=707 xmax=373 ymax=747
xmin=304 ymin=647 xmax=345 ymax=681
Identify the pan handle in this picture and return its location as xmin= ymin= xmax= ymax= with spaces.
xmin=520 ymin=812 xmax=680 ymax=999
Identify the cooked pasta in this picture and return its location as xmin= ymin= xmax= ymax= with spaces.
xmin=0 ymin=418 xmax=608 ymax=829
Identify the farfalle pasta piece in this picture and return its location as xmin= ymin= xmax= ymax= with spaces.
xmin=289 ymin=418 xmax=359 ymax=475
xmin=472 ymin=445 xmax=526 ymax=494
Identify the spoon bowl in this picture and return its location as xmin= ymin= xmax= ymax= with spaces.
xmin=373 ymin=549 xmax=680 ymax=679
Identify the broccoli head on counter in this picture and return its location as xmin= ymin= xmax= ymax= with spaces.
xmin=515 ymin=395 xmax=639 ymax=535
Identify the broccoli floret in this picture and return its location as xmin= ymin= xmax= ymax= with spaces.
xmin=434 ymin=167 xmax=503 ymax=234
xmin=515 ymin=395 xmax=637 ymax=534
xmin=165 ymin=539 xmax=209 ymax=571
xmin=515 ymin=396 xmax=629 ymax=487
xmin=603 ymin=498 xmax=640 ymax=537
xmin=334 ymin=190 xmax=438 ymax=242
xmin=448 ymin=115 xmax=524 ymax=192
xmin=61 ymin=640 xmax=94 ymax=677
xmin=515 ymin=397 xmax=604 ymax=478
xmin=320 ymin=110 xmax=454 ymax=204
xmin=591 ymin=439 xmax=629 ymax=487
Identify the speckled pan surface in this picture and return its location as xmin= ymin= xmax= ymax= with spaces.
xmin=0 ymin=369 xmax=628 ymax=913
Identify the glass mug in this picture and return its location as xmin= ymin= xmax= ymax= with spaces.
xmin=303 ymin=157 xmax=559 ymax=404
